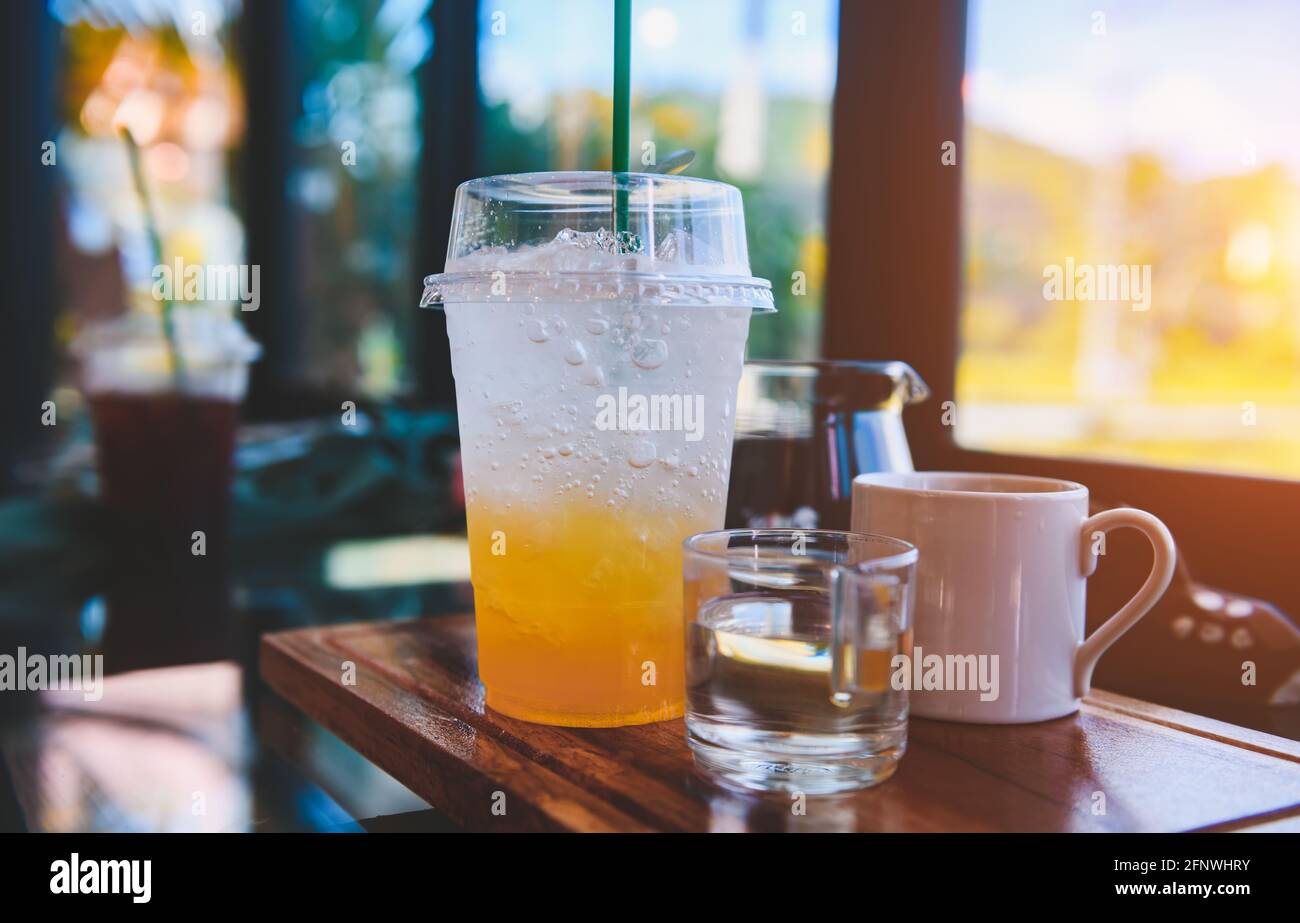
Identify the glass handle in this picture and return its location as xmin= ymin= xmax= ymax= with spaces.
xmin=831 ymin=567 xmax=909 ymax=702
xmin=829 ymin=566 xmax=859 ymax=700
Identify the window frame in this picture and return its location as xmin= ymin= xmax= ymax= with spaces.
xmin=822 ymin=0 xmax=1300 ymax=617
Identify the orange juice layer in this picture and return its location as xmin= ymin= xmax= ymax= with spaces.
xmin=467 ymin=501 xmax=714 ymax=727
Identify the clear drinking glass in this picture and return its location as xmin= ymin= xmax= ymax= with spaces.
xmin=683 ymin=529 xmax=917 ymax=793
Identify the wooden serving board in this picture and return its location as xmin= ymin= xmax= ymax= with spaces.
xmin=260 ymin=614 xmax=1300 ymax=832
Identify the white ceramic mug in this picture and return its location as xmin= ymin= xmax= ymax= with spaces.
xmin=851 ymin=472 xmax=1176 ymax=723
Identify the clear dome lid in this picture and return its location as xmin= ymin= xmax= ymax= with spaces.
xmin=73 ymin=305 xmax=260 ymax=398
xmin=421 ymin=171 xmax=775 ymax=312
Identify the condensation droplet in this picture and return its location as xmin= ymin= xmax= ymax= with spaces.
xmin=563 ymin=340 xmax=587 ymax=365
xmin=526 ymin=318 xmax=549 ymax=343
xmin=627 ymin=440 xmax=657 ymax=468
xmin=632 ymin=338 xmax=669 ymax=370
xmin=584 ymin=317 xmax=610 ymax=335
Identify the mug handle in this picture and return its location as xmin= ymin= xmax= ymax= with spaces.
xmin=1073 ymin=508 xmax=1177 ymax=699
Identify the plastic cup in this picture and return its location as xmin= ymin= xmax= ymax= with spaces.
xmin=75 ymin=306 xmax=259 ymax=671
xmin=423 ymin=171 xmax=773 ymax=726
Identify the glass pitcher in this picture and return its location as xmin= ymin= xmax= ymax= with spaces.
xmin=725 ymin=360 xmax=929 ymax=531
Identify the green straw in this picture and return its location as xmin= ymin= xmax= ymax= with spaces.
xmin=120 ymin=127 xmax=184 ymax=383
xmin=612 ymin=0 xmax=632 ymax=236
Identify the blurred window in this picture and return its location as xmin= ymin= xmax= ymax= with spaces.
xmin=292 ymin=0 xmax=431 ymax=398
xmin=50 ymin=0 xmax=833 ymax=410
xmin=52 ymin=0 xmax=246 ymax=383
xmin=477 ymin=0 xmax=839 ymax=359
xmin=961 ymin=0 xmax=1300 ymax=479
xmin=51 ymin=0 xmax=429 ymax=405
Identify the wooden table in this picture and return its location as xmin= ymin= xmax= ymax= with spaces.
xmin=260 ymin=614 xmax=1300 ymax=832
